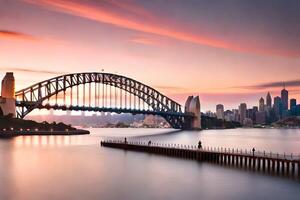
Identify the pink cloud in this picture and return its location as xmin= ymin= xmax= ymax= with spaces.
xmin=0 ymin=30 xmax=37 ymax=41
xmin=22 ymin=0 xmax=300 ymax=57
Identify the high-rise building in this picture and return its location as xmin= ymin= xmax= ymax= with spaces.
xmin=239 ymin=103 xmax=247 ymax=124
xmin=232 ymin=109 xmax=239 ymax=122
xmin=273 ymin=96 xmax=282 ymax=120
xmin=281 ymin=87 xmax=289 ymax=110
xmin=252 ymin=106 xmax=258 ymax=123
xmin=256 ymin=111 xmax=266 ymax=124
xmin=290 ymin=99 xmax=297 ymax=109
xmin=224 ymin=110 xmax=234 ymax=122
xmin=216 ymin=104 xmax=224 ymax=119
xmin=259 ymin=97 xmax=265 ymax=112
xmin=266 ymin=92 xmax=272 ymax=108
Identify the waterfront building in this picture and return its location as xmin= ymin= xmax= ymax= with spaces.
xmin=205 ymin=111 xmax=215 ymax=118
xmin=224 ymin=110 xmax=235 ymax=122
xmin=259 ymin=97 xmax=265 ymax=112
xmin=246 ymin=108 xmax=254 ymax=121
xmin=290 ymin=99 xmax=298 ymax=116
xmin=243 ymin=118 xmax=253 ymax=127
xmin=239 ymin=103 xmax=247 ymax=124
xmin=216 ymin=104 xmax=224 ymax=120
xmin=266 ymin=92 xmax=272 ymax=109
xmin=273 ymin=96 xmax=282 ymax=120
xmin=281 ymin=87 xmax=289 ymax=110
xmin=256 ymin=111 xmax=266 ymax=124
xmin=290 ymin=99 xmax=297 ymax=109
xmin=252 ymin=106 xmax=258 ymax=123
xmin=232 ymin=109 xmax=239 ymax=122
xmin=282 ymin=110 xmax=291 ymax=119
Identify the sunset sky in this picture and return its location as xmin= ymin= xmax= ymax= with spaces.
xmin=1 ymin=0 xmax=300 ymax=111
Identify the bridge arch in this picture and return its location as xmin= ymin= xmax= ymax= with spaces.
xmin=15 ymin=72 xmax=192 ymax=129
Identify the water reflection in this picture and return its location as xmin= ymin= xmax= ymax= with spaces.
xmin=13 ymin=135 xmax=92 ymax=147
xmin=1 ymin=128 xmax=300 ymax=200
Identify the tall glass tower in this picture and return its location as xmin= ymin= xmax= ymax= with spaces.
xmin=281 ymin=87 xmax=289 ymax=110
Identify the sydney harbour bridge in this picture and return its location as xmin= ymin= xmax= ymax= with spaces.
xmin=12 ymin=72 xmax=201 ymax=129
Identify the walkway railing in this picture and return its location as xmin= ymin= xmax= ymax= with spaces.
xmin=102 ymin=139 xmax=300 ymax=161
xmin=101 ymin=140 xmax=300 ymax=179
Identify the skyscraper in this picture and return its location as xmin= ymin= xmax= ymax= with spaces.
xmin=281 ymin=87 xmax=289 ymax=110
xmin=290 ymin=98 xmax=297 ymax=109
xmin=266 ymin=92 xmax=272 ymax=108
xmin=259 ymin=97 xmax=265 ymax=112
xmin=273 ymin=96 xmax=282 ymax=120
xmin=239 ymin=103 xmax=247 ymax=124
xmin=216 ymin=104 xmax=224 ymax=120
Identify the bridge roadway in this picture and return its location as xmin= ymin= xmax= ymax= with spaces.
xmin=101 ymin=140 xmax=300 ymax=179
xmin=15 ymin=102 xmax=193 ymax=118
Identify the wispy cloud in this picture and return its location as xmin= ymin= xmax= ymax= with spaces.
xmin=22 ymin=0 xmax=299 ymax=57
xmin=0 ymin=67 xmax=64 ymax=75
xmin=0 ymin=30 xmax=37 ymax=41
xmin=233 ymin=80 xmax=300 ymax=90
xmin=130 ymin=36 xmax=157 ymax=45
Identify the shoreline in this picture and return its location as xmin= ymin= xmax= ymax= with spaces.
xmin=0 ymin=129 xmax=90 ymax=138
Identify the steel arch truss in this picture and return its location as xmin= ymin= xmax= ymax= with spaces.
xmin=15 ymin=72 xmax=193 ymax=129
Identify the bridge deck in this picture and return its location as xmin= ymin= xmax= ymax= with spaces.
xmin=101 ymin=140 xmax=300 ymax=178
xmin=16 ymin=102 xmax=192 ymax=117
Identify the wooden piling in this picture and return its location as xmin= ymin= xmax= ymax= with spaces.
xmin=101 ymin=141 xmax=299 ymax=178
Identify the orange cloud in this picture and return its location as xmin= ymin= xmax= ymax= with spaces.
xmin=22 ymin=1 xmax=239 ymax=51
xmin=0 ymin=30 xmax=37 ymax=41
xmin=23 ymin=0 xmax=300 ymax=57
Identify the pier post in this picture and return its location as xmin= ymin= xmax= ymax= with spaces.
xmin=291 ymin=162 xmax=295 ymax=176
xmin=101 ymin=141 xmax=297 ymax=179
xmin=267 ymin=159 xmax=271 ymax=173
xmin=276 ymin=161 xmax=280 ymax=174
xmin=286 ymin=161 xmax=290 ymax=175
xmin=244 ymin=157 xmax=248 ymax=168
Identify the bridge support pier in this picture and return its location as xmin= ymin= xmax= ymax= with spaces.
xmin=184 ymin=96 xmax=201 ymax=129
xmin=0 ymin=72 xmax=16 ymax=117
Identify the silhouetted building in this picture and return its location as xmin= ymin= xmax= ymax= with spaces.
xmin=224 ymin=110 xmax=234 ymax=122
xmin=243 ymin=118 xmax=253 ymax=127
xmin=273 ymin=96 xmax=282 ymax=120
xmin=290 ymin=99 xmax=297 ymax=109
xmin=266 ymin=92 xmax=272 ymax=109
xmin=259 ymin=97 xmax=265 ymax=112
xmin=246 ymin=108 xmax=255 ymax=121
xmin=216 ymin=104 xmax=224 ymax=120
xmin=232 ymin=109 xmax=239 ymax=122
xmin=252 ymin=106 xmax=258 ymax=123
xmin=256 ymin=111 xmax=266 ymax=124
xmin=239 ymin=103 xmax=247 ymax=124
xmin=281 ymin=87 xmax=289 ymax=110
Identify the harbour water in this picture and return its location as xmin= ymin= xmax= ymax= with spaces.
xmin=0 ymin=128 xmax=300 ymax=200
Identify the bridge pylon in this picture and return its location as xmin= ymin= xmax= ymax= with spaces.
xmin=184 ymin=96 xmax=201 ymax=129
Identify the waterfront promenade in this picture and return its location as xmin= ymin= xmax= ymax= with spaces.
xmin=101 ymin=140 xmax=300 ymax=178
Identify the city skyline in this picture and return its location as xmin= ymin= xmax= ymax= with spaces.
xmin=213 ymin=86 xmax=300 ymax=126
xmin=1 ymin=0 xmax=300 ymax=111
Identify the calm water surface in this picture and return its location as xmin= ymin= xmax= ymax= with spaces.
xmin=0 ymin=128 xmax=300 ymax=200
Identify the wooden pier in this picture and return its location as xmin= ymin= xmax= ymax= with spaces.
xmin=101 ymin=140 xmax=300 ymax=179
